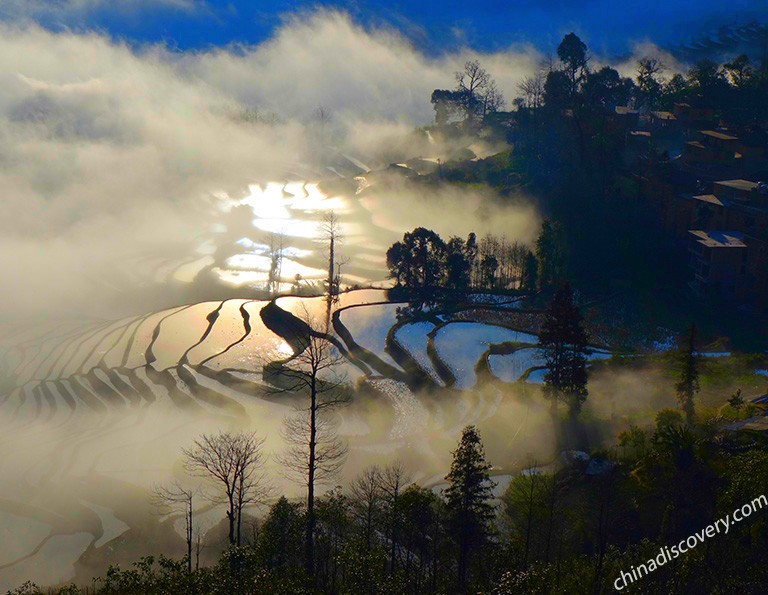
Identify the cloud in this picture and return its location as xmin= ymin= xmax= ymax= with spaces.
xmin=611 ymin=41 xmax=688 ymax=80
xmin=0 ymin=12 xmax=542 ymax=321
xmin=0 ymin=0 xmax=199 ymax=19
xmin=182 ymin=10 xmax=540 ymax=123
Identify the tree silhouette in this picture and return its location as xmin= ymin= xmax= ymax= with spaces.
xmin=273 ymin=309 xmax=350 ymax=578
xmin=182 ymin=431 xmax=268 ymax=547
xmin=444 ymin=425 xmax=495 ymax=592
xmin=675 ymin=323 xmax=700 ymax=425
xmin=535 ymin=220 xmax=567 ymax=288
xmin=557 ymin=33 xmax=589 ymax=100
xmin=538 ymin=283 xmax=590 ymax=419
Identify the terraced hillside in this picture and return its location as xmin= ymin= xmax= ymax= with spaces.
xmin=0 ymin=288 xmax=599 ymax=589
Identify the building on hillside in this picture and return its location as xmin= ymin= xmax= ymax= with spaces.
xmin=650 ymin=111 xmax=677 ymax=128
xmin=681 ymin=130 xmax=743 ymax=178
xmin=735 ymin=125 xmax=768 ymax=178
xmin=673 ymin=102 xmax=716 ymax=129
xmin=687 ymin=230 xmax=747 ymax=300
xmin=680 ymin=179 xmax=768 ymax=307
xmin=614 ymin=106 xmax=640 ymax=129
xmin=624 ymin=130 xmax=653 ymax=168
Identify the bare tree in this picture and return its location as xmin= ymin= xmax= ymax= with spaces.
xmin=456 ymin=60 xmax=491 ymax=119
xmin=482 ymin=80 xmax=505 ymax=115
xmin=266 ymin=232 xmax=284 ymax=296
xmin=518 ymin=73 xmax=545 ymax=109
xmin=320 ymin=211 xmax=341 ymax=296
xmin=233 ymin=434 xmax=270 ymax=545
xmin=315 ymin=105 xmax=331 ymax=124
xmin=381 ymin=462 xmax=411 ymax=574
xmin=455 ymin=60 xmax=505 ymax=121
xmin=319 ymin=211 xmax=342 ymax=329
xmin=311 ymin=105 xmax=333 ymax=149
xmin=636 ymin=57 xmax=666 ymax=108
xmin=182 ymin=431 xmax=269 ymax=547
xmin=274 ymin=309 xmax=350 ymax=577
xmin=349 ymin=465 xmax=383 ymax=552
xmin=152 ymin=481 xmax=196 ymax=573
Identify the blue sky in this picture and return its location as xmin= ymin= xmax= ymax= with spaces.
xmin=7 ymin=0 xmax=768 ymax=56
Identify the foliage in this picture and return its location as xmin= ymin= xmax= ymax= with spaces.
xmin=538 ymin=284 xmax=590 ymax=418
xmin=387 ymin=227 xmax=536 ymax=296
xmin=675 ymin=323 xmax=700 ymax=425
xmin=444 ymin=425 xmax=496 ymax=591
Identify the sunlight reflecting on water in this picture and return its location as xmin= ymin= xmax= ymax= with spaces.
xmin=208 ymin=180 xmax=366 ymax=289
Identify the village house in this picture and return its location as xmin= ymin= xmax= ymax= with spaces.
xmin=673 ymin=101 xmax=716 ymax=129
xmin=681 ymin=130 xmax=743 ymax=179
xmin=682 ymin=179 xmax=768 ymax=307
xmin=687 ymin=230 xmax=748 ymax=300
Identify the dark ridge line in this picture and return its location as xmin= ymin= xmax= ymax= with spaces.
xmin=177 ymin=365 xmax=247 ymax=418
xmin=44 ymin=381 xmax=78 ymax=428
xmin=386 ymin=317 xmax=442 ymax=392
xmin=11 ymin=385 xmax=35 ymax=419
xmin=330 ymin=301 xmax=410 ymax=383
xmin=101 ymin=367 xmax=142 ymax=407
xmin=52 ymin=380 xmax=77 ymax=411
xmin=171 ymin=252 xmax=210 ymax=272
xmin=9 ymin=363 xmax=143 ymax=415
xmin=0 ymin=385 xmax=67 ymax=450
xmin=474 ymin=348 xmax=496 ymax=387
xmin=424 ymin=318 xmax=542 ymax=390
xmin=259 ymin=299 xmax=314 ymax=354
xmin=199 ymin=300 xmax=256 ymax=366
xmin=84 ymin=369 xmax=128 ymax=409
xmin=118 ymin=367 xmax=157 ymax=405
xmin=519 ymin=365 xmax=547 ymax=383
xmin=144 ymin=365 xmax=202 ymax=412
xmin=31 ymin=384 xmax=43 ymax=422
xmin=67 ymin=376 xmax=108 ymax=414
xmin=259 ymin=299 xmax=371 ymax=376
xmin=425 ymin=322 xmax=457 ymax=388
xmin=37 ymin=381 xmax=58 ymax=423
xmin=8 ymin=321 xmax=82 ymax=376
xmin=476 ymin=341 xmax=541 ymax=387
xmin=0 ymin=534 xmax=53 ymax=570
xmin=144 ymin=304 xmax=196 ymax=368
xmin=121 ymin=312 xmax=156 ymax=368
xmin=91 ymin=316 xmax=144 ymax=367
xmin=10 ymin=386 xmax=31 ymax=419
xmin=217 ymin=367 xmax=265 ymax=375
xmin=17 ymin=320 xmax=106 ymax=383
xmin=179 ymin=301 xmax=227 ymax=366
xmin=90 ymin=368 xmax=133 ymax=407
xmin=77 ymin=315 xmax=144 ymax=374
xmin=43 ymin=319 xmax=119 ymax=382
xmin=192 ymin=365 xmax=269 ymax=398
xmin=192 ymin=365 xmax=295 ymax=409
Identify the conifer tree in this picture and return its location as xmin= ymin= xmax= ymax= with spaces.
xmin=675 ymin=323 xmax=700 ymax=425
xmin=444 ymin=425 xmax=496 ymax=592
xmin=538 ymin=283 xmax=590 ymax=418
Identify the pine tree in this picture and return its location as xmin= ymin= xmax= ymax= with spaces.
xmin=444 ymin=425 xmax=496 ymax=593
xmin=675 ymin=323 xmax=700 ymax=425
xmin=535 ymin=220 xmax=567 ymax=288
xmin=538 ymin=283 xmax=590 ymax=418
xmin=521 ymin=250 xmax=538 ymax=291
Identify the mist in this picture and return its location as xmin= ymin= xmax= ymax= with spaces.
xmin=0 ymin=10 xmax=549 ymax=325
xmin=0 ymin=8 xmax=666 ymax=591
